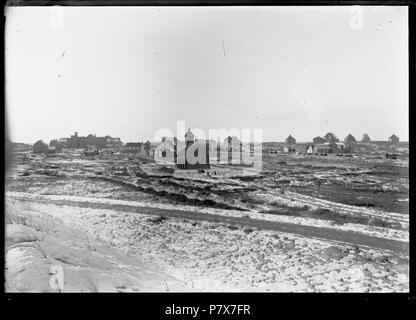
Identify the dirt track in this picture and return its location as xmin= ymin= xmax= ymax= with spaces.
xmin=12 ymin=196 xmax=408 ymax=255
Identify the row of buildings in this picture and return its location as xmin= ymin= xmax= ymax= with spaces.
xmin=33 ymin=128 xmax=255 ymax=171
xmin=33 ymin=132 xmax=155 ymax=156
xmin=283 ymin=142 xmax=346 ymax=155
xmin=50 ymin=132 xmax=123 ymax=150
xmin=121 ymin=141 xmax=152 ymax=156
xmin=33 ymin=132 xmax=151 ymax=155
xmin=283 ymin=133 xmax=401 ymax=155
xmin=153 ymin=130 xmax=255 ymax=170
xmin=286 ymin=133 xmax=400 ymax=146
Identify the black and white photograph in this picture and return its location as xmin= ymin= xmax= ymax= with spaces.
xmin=4 ymin=3 xmax=410 ymax=294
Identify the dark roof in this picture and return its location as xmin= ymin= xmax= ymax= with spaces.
xmin=125 ymin=142 xmax=142 ymax=148
xmin=185 ymin=129 xmax=195 ymax=141
xmin=34 ymin=140 xmax=47 ymax=146
xmin=315 ymin=143 xmax=331 ymax=149
xmin=285 ymin=135 xmax=296 ymax=142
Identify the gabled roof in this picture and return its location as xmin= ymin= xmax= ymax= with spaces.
xmin=125 ymin=142 xmax=142 ymax=148
xmin=344 ymin=134 xmax=356 ymax=143
xmin=285 ymin=135 xmax=296 ymax=142
xmin=185 ymin=129 xmax=195 ymax=141
xmin=34 ymin=139 xmax=47 ymax=146
xmin=324 ymin=132 xmax=339 ymax=142
xmin=362 ymin=133 xmax=371 ymax=141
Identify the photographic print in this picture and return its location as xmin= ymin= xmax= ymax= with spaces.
xmin=4 ymin=5 xmax=409 ymax=293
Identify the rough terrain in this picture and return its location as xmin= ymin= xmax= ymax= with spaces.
xmin=5 ymin=146 xmax=409 ymax=292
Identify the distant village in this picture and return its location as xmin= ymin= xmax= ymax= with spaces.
xmin=5 ymin=130 xmax=403 ymax=171
xmin=28 ymin=130 xmax=255 ymax=170
xmin=280 ymin=132 xmax=400 ymax=155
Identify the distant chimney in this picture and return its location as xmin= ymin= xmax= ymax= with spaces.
xmin=75 ymin=132 xmax=78 ymax=137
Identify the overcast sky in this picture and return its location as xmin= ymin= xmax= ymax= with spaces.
xmin=5 ymin=6 xmax=408 ymax=143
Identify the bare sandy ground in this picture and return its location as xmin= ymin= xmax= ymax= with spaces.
xmin=5 ymin=194 xmax=409 ymax=292
xmin=5 ymin=206 xmax=187 ymax=292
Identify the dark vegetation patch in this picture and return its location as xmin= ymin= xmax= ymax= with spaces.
xmin=157 ymin=177 xmax=253 ymax=197
xmin=159 ymin=166 xmax=175 ymax=174
xmin=98 ymin=177 xmax=246 ymax=211
xmin=261 ymin=203 xmax=404 ymax=230
xmin=341 ymin=171 xmax=361 ymax=176
xmin=10 ymin=171 xmax=246 ymax=211
xmin=276 ymin=179 xmax=291 ymax=184
xmin=229 ymin=175 xmax=264 ymax=182
xmin=239 ymin=193 xmax=266 ymax=206
xmin=290 ymin=181 xmax=408 ymax=214
xmin=352 ymin=202 xmax=376 ymax=208
xmin=368 ymin=165 xmax=408 ymax=177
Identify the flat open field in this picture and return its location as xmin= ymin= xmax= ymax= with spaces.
xmin=5 ymin=145 xmax=409 ymax=292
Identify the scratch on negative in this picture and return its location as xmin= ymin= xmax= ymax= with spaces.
xmin=222 ymin=39 xmax=226 ymax=58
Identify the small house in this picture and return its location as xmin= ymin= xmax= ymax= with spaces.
xmin=106 ymin=137 xmax=123 ymax=149
xmin=314 ymin=143 xmax=332 ymax=154
xmin=33 ymin=140 xmax=48 ymax=154
xmin=122 ymin=142 xmax=143 ymax=154
xmin=84 ymin=145 xmax=99 ymax=156
xmin=324 ymin=132 xmax=339 ymax=143
xmin=143 ymin=141 xmax=152 ymax=156
xmin=283 ymin=146 xmax=295 ymax=153
xmin=49 ymin=140 xmax=63 ymax=152
xmin=285 ymin=135 xmax=296 ymax=146
xmin=154 ymin=137 xmax=176 ymax=163
xmin=361 ymin=133 xmax=371 ymax=143
xmin=344 ymin=134 xmax=356 ymax=145
xmin=334 ymin=142 xmax=346 ymax=153
xmin=222 ymin=136 xmax=243 ymax=164
xmin=176 ymin=129 xmax=210 ymax=170
xmin=388 ymin=134 xmax=399 ymax=144
xmin=295 ymin=144 xmax=314 ymax=155
xmin=223 ymin=136 xmax=242 ymax=152
xmin=313 ymin=136 xmax=325 ymax=144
